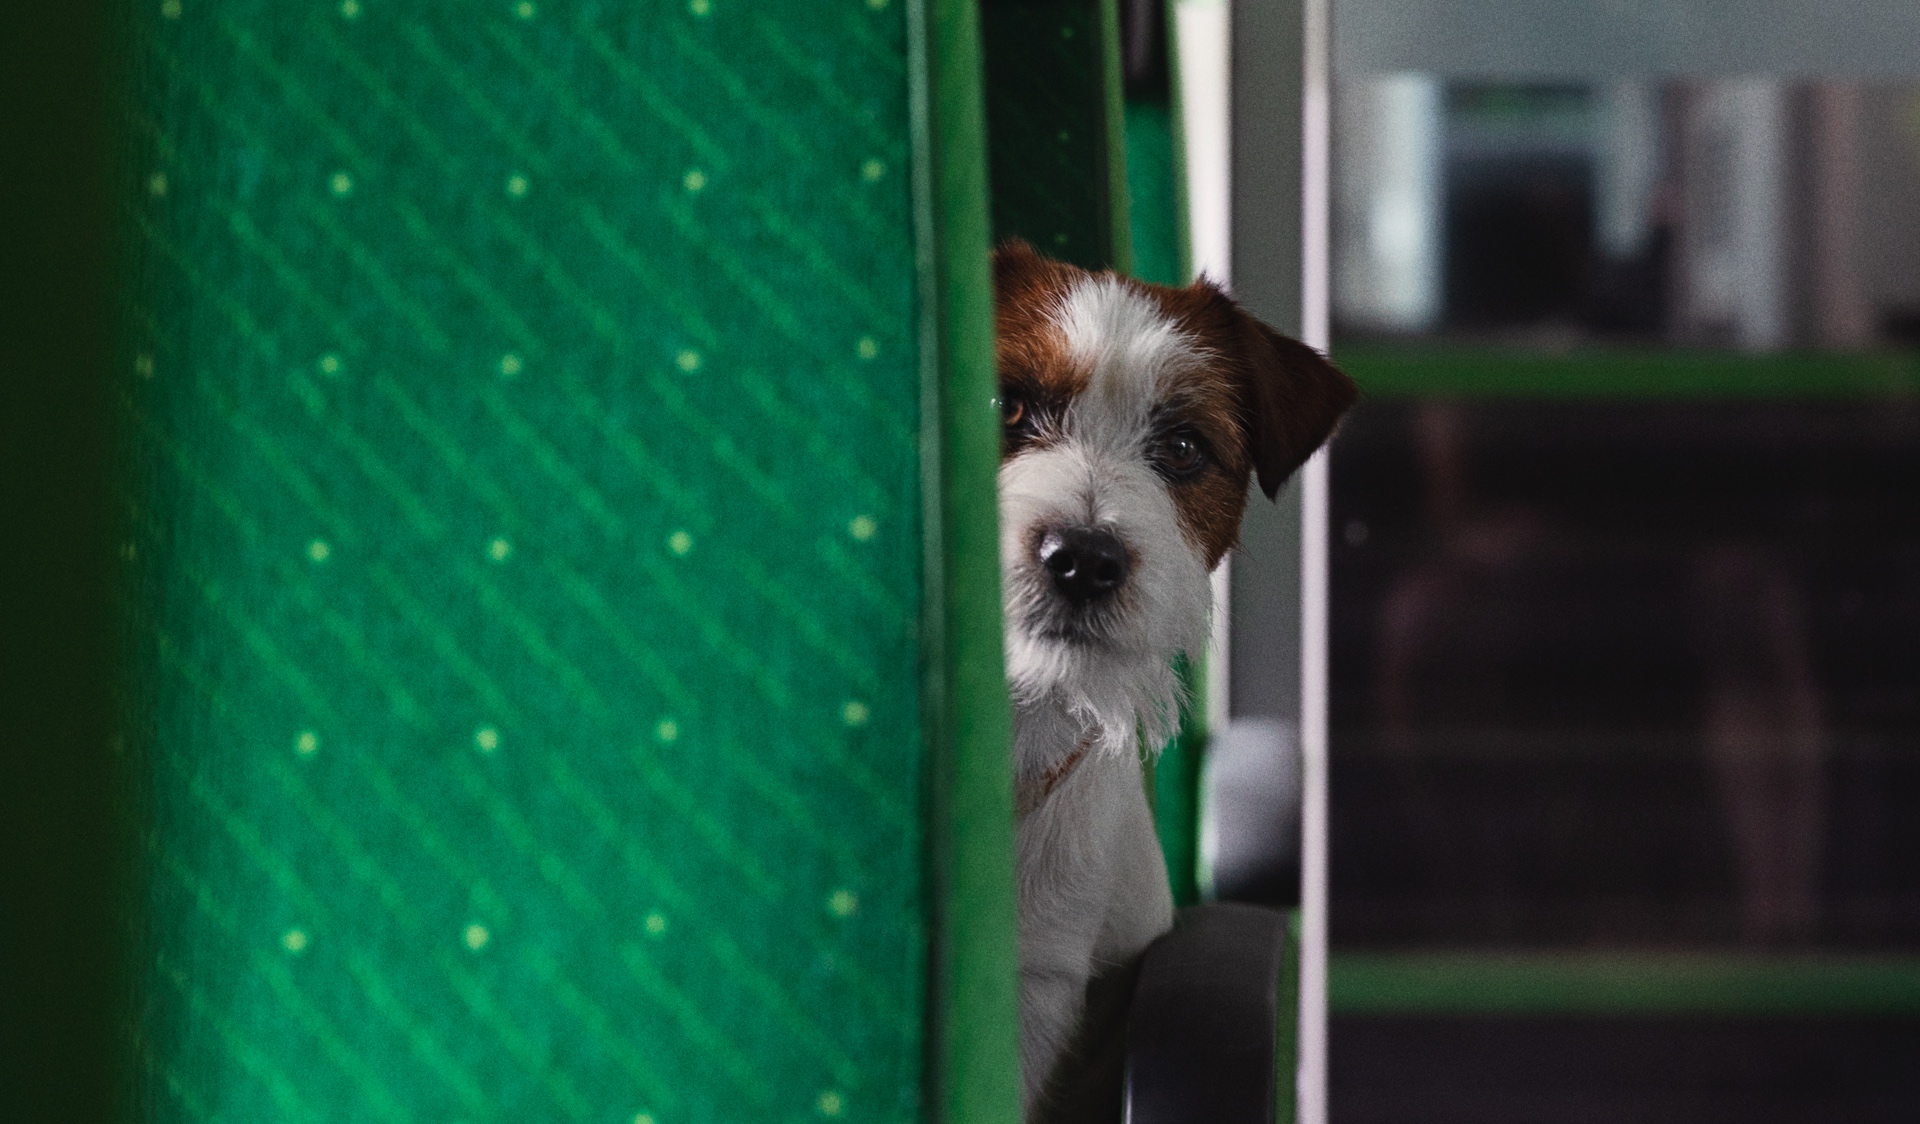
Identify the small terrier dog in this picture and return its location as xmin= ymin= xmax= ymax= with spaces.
xmin=994 ymin=241 xmax=1354 ymax=1117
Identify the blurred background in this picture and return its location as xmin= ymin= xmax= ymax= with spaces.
xmin=1319 ymin=2 xmax=1920 ymax=1120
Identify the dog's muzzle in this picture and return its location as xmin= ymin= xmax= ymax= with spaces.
xmin=1036 ymin=526 xmax=1130 ymax=607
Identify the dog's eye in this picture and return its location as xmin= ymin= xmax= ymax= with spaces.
xmin=1152 ymin=431 xmax=1208 ymax=478
xmin=1001 ymin=393 xmax=1032 ymax=434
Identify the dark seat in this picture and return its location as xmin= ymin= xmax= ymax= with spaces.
xmin=1124 ymin=903 xmax=1296 ymax=1124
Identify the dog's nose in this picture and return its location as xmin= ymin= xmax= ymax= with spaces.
xmin=1038 ymin=527 xmax=1130 ymax=605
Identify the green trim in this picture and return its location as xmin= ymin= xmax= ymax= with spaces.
xmin=1124 ymin=100 xmax=1182 ymax=288
xmin=1161 ymin=0 xmax=1193 ymax=281
xmin=1152 ymin=659 xmax=1203 ymax=906
xmin=1337 ymin=343 xmax=1920 ymax=400
xmin=1328 ymin=951 xmax=1920 ymax=1016
xmin=1097 ymin=0 xmax=1133 ymax=276
xmin=1274 ymin=911 xmax=1301 ymax=1124
xmin=913 ymin=1 xmax=1020 ymax=1121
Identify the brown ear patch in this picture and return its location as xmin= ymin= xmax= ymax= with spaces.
xmin=1155 ymin=281 xmax=1357 ymax=500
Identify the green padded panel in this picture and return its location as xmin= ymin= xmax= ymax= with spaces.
xmin=117 ymin=2 xmax=988 ymax=1121
xmin=980 ymin=0 xmax=1129 ymax=271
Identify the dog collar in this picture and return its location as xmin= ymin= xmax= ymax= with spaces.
xmin=1017 ymin=735 xmax=1094 ymax=816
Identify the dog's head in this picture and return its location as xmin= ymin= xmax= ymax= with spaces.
xmin=993 ymin=240 xmax=1356 ymax=752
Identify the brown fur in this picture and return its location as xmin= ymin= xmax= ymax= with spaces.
xmin=992 ymin=242 xmax=1091 ymax=458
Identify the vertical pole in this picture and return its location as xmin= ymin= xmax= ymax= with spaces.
xmin=1224 ymin=0 xmax=1321 ymax=1115
xmin=1227 ymin=0 xmax=1304 ymax=730
xmin=912 ymin=2 xmax=1020 ymax=1121
xmin=1177 ymin=0 xmax=1233 ymax=289
xmin=1297 ymin=0 xmax=1333 ymax=1119
xmin=1226 ymin=0 xmax=1304 ymax=774
xmin=1099 ymin=0 xmax=1137 ymax=276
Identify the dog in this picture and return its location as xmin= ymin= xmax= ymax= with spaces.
xmin=993 ymin=239 xmax=1355 ymax=1119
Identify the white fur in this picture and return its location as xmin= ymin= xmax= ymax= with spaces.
xmin=1004 ymin=278 xmax=1214 ymax=1115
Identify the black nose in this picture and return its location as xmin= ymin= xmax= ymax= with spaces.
xmin=1038 ymin=527 xmax=1130 ymax=605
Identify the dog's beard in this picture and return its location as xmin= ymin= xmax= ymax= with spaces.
xmin=1004 ymin=617 xmax=1193 ymax=759
xmin=999 ymin=448 xmax=1212 ymax=760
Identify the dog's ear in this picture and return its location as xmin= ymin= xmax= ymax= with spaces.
xmin=994 ymin=236 xmax=1038 ymax=262
xmin=991 ymin=237 xmax=1044 ymax=295
xmin=1227 ymin=308 xmax=1357 ymax=500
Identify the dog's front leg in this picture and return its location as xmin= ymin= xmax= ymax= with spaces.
xmin=1013 ymin=810 xmax=1105 ymax=1106
xmin=1017 ymin=960 xmax=1094 ymax=1116
xmin=1014 ymin=757 xmax=1126 ymax=1117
